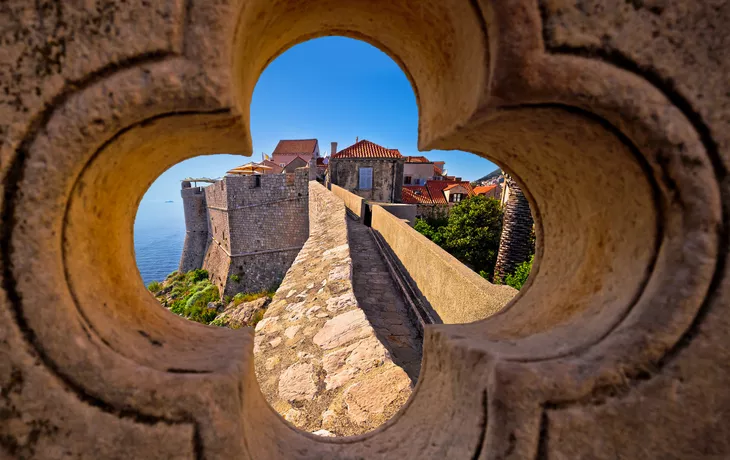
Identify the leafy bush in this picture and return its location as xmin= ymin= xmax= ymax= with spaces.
xmin=503 ymin=255 xmax=534 ymax=290
xmin=185 ymin=269 xmax=209 ymax=284
xmin=147 ymin=281 xmax=162 ymax=293
xmin=232 ymin=289 xmax=276 ymax=306
xmin=152 ymin=269 xmax=220 ymax=324
xmin=170 ymin=300 xmax=186 ymax=315
xmin=185 ymin=284 xmax=219 ymax=310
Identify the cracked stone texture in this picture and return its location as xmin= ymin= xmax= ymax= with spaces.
xmin=254 ymin=182 xmax=421 ymax=436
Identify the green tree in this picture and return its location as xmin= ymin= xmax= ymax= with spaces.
xmin=415 ymin=196 xmax=503 ymax=277
xmin=503 ymin=255 xmax=534 ymax=290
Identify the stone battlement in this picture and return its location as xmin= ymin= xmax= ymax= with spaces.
xmin=180 ymin=168 xmax=310 ymax=296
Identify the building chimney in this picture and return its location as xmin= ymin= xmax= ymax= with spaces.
xmin=331 ymin=142 xmax=337 ymax=156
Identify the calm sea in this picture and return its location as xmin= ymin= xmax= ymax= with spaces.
xmin=134 ymin=199 xmax=186 ymax=286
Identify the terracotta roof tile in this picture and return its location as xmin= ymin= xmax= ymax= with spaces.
xmin=404 ymin=155 xmax=431 ymax=163
xmin=426 ymin=180 xmax=475 ymax=204
xmin=332 ymin=139 xmax=402 ymax=159
xmin=402 ymin=185 xmax=434 ymax=204
xmin=272 ymin=139 xmax=318 ymax=155
xmin=474 ymin=185 xmax=497 ymax=195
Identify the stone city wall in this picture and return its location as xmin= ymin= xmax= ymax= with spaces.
xmin=370 ymin=204 xmax=517 ymax=323
xmin=202 ymin=169 xmax=309 ymax=295
xmin=179 ymin=184 xmax=210 ymax=272
xmin=331 ymin=184 xmax=364 ymax=218
xmin=254 ymin=182 xmax=413 ymax=436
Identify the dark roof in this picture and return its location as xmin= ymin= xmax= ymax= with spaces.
xmin=404 ymin=155 xmax=431 ymax=163
xmin=332 ymin=140 xmax=402 ymax=159
xmin=402 ymin=185 xmax=434 ymax=204
xmin=426 ymin=180 xmax=475 ymax=204
xmin=272 ymin=139 xmax=318 ymax=155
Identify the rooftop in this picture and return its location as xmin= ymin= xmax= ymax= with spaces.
xmin=332 ymin=139 xmax=402 ymax=159
xmin=402 ymin=185 xmax=434 ymax=204
xmin=426 ymin=180 xmax=475 ymax=204
xmin=272 ymin=139 xmax=319 ymax=156
xmin=474 ymin=185 xmax=497 ymax=195
xmin=404 ymin=155 xmax=431 ymax=163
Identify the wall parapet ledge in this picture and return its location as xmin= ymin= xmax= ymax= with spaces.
xmin=370 ymin=204 xmax=517 ymax=324
xmin=331 ymin=184 xmax=364 ymax=218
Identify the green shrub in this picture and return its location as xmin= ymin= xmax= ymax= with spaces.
xmin=156 ymin=269 xmax=222 ymax=324
xmin=185 ymin=269 xmax=209 ymax=284
xmin=147 ymin=280 xmax=162 ymax=293
xmin=503 ymin=255 xmax=534 ymax=290
xmin=170 ymin=300 xmax=186 ymax=315
xmin=232 ymin=289 xmax=276 ymax=306
xmin=210 ymin=316 xmax=227 ymax=327
xmin=185 ymin=284 xmax=219 ymax=311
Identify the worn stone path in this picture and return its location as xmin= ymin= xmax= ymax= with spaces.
xmin=346 ymin=216 xmax=423 ymax=382
xmin=253 ymin=183 xmax=423 ymax=436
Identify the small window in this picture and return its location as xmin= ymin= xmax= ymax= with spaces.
xmin=449 ymin=193 xmax=463 ymax=203
xmin=404 ymin=175 xmax=412 ymax=185
xmin=359 ymin=167 xmax=373 ymax=190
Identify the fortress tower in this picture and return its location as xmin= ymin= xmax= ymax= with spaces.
xmin=179 ymin=180 xmax=210 ymax=272
xmin=179 ymin=168 xmax=310 ymax=296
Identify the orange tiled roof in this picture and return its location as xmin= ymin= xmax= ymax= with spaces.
xmin=405 ymin=155 xmax=431 ymax=163
xmin=426 ymin=180 xmax=475 ymax=204
xmin=332 ymin=140 xmax=402 ymax=159
xmin=272 ymin=139 xmax=318 ymax=155
xmin=444 ymin=183 xmax=467 ymax=191
xmin=474 ymin=185 xmax=497 ymax=195
xmin=402 ymin=185 xmax=434 ymax=204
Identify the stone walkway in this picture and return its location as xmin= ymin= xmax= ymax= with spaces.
xmin=253 ymin=183 xmax=424 ymax=436
xmin=346 ymin=216 xmax=422 ymax=382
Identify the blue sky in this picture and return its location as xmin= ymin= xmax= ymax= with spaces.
xmin=141 ymin=37 xmax=497 ymax=202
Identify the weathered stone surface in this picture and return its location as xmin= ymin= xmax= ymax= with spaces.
xmin=278 ymin=363 xmax=319 ymax=403
xmin=344 ymin=367 xmax=412 ymax=426
xmin=253 ymin=183 xmax=422 ymax=436
xmin=212 ymin=296 xmax=270 ymax=328
xmin=313 ymin=310 xmax=373 ymax=350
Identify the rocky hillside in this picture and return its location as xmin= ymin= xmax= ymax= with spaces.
xmin=148 ymin=269 xmax=274 ymax=328
xmin=475 ymin=167 xmax=501 ymax=183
